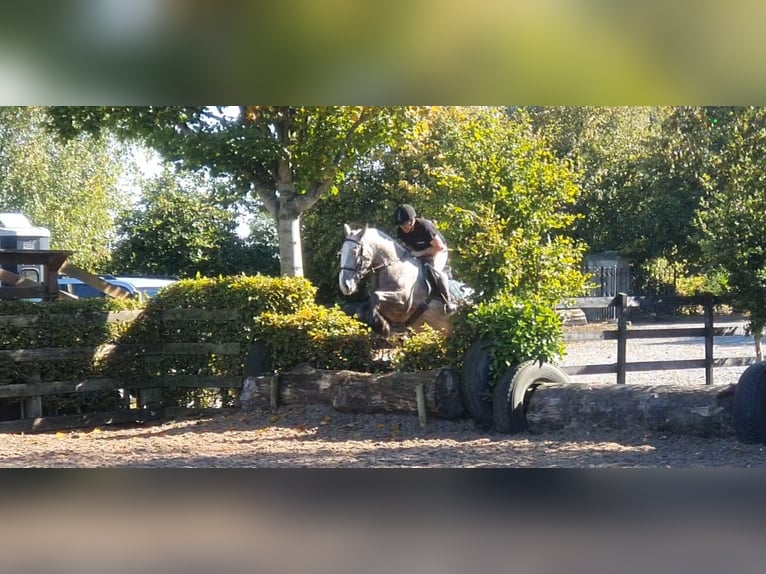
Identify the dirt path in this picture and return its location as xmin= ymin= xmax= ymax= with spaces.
xmin=2 ymin=402 xmax=766 ymax=468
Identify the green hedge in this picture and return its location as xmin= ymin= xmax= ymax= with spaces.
xmin=447 ymin=293 xmax=566 ymax=384
xmin=253 ymin=304 xmax=374 ymax=371
xmin=0 ymin=274 xmax=567 ymax=416
xmin=114 ymin=275 xmax=320 ymax=407
xmin=0 ymin=297 xmax=143 ymax=416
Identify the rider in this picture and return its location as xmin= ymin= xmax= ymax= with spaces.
xmin=394 ymin=204 xmax=457 ymax=313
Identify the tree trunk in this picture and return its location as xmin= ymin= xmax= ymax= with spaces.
xmin=524 ymin=383 xmax=735 ymax=438
xmin=277 ymin=215 xmax=303 ymax=277
xmin=240 ymin=365 xmax=465 ymax=420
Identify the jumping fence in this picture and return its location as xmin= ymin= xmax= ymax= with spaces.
xmin=0 ymin=294 xmax=759 ymax=433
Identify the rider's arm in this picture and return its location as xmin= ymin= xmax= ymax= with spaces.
xmin=411 ymin=234 xmax=447 ymax=259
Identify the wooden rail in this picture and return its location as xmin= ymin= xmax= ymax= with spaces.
xmin=0 ymin=307 xmax=244 ymax=432
xmin=558 ymin=293 xmax=758 ymax=384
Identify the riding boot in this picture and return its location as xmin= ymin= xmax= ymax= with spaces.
xmin=434 ymin=270 xmax=457 ymax=313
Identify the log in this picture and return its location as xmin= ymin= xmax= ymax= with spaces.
xmin=524 ymin=383 xmax=736 ymax=438
xmin=240 ymin=364 xmax=466 ymax=420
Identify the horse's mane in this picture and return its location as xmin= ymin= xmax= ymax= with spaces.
xmin=362 ymin=226 xmax=412 ymax=260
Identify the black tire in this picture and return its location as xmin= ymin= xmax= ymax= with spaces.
xmin=732 ymin=361 xmax=766 ymax=444
xmin=493 ymin=361 xmax=571 ymax=434
xmin=243 ymin=341 xmax=273 ymax=377
xmin=460 ymin=339 xmax=495 ymax=429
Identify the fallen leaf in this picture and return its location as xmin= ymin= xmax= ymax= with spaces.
xmin=320 ymin=416 xmax=331 ymax=425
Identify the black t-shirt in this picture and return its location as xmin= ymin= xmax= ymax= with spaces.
xmin=397 ymin=217 xmax=445 ymax=252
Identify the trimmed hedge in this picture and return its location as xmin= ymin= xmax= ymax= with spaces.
xmin=253 ymin=304 xmax=374 ymax=371
xmin=0 ymin=274 xmax=568 ymax=416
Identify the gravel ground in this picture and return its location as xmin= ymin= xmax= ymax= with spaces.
xmin=2 ymin=317 xmax=766 ymax=468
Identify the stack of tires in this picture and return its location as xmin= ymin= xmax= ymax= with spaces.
xmin=733 ymin=362 xmax=766 ymax=444
xmin=460 ymin=338 xmax=570 ymax=434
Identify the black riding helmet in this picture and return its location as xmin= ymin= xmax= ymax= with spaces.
xmin=395 ymin=204 xmax=417 ymax=225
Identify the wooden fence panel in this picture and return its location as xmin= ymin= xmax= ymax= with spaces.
xmin=0 ymin=307 xmax=245 ymax=431
xmin=560 ymin=293 xmax=759 ymax=385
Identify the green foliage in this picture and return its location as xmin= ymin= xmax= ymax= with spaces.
xmin=448 ymin=294 xmax=565 ymax=384
xmin=391 ymin=325 xmax=449 ymax=372
xmin=698 ymin=107 xmax=766 ymax=336
xmin=0 ymin=297 xmax=141 ymax=356
xmin=0 ymin=297 xmax=143 ymax=416
xmin=304 ymin=107 xmax=590 ymax=305
xmin=111 ymin=169 xmax=279 ymax=278
xmin=253 ymin=305 xmax=374 ymax=371
xmin=523 ymin=106 xmax=748 ymax=274
xmin=109 ymin=275 xmax=320 ymax=408
xmin=47 ymin=106 xmax=421 ymax=277
xmin=422 ymin=108 xmax=588 ymax=302
xmin=0 ymin=275 xmax=319 ymax=416
xmin=148 ymin=275 xmax=317 ymax=313
xmin=0 ymin=106 xmax=132 ymax=271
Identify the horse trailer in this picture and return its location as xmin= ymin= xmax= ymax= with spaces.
xmin=0 ymin=213 xmax=51 ymax=284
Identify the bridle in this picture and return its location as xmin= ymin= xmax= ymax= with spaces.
xmin=340 ymin=236 xmax=373 ymax=281
xmin=340 ymin=235 xmax=395 ymax=280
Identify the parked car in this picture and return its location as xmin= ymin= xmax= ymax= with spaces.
xmin=58 ymin=275 xmax=177 ymax=299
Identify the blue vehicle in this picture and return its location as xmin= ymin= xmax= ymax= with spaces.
xmin=58 ymin=276 xmax=177 ymax=299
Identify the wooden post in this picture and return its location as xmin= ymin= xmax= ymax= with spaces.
xmin=415 ymin=383 xmax=427 ymax=428
xmin=269 ymin=374 xmax=280 ymax=411
xmin=704 ymin=295 xmax=714 ymax=385
xmin=616 ymin=292 xmax=628 ymax=385
xmin=22 ymin=366 xmax=42 ymax=418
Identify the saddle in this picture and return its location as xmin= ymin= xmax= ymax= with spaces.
xmin=423 ymin=264 xmax=436 ymax=298
xmin=405 ymin=263 xmax=472 ymax=327
xmin=423 ymin=263 xmax=448 ymax=301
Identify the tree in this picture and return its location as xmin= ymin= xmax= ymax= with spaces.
xmin=424 ymin=107 xmax=588 ymax=303
xmin=0 ymin=106 xmax=131 ymax=270
xmin=46 ymin=106 xmax=419 ymax=277
xmin=111 ymin=168 xmax=278 ymax=278
xmin=522 ymin=106 xmax=747 ymax=294
xmin=698 ymin=106 xmax=766 ymax=359
xmin=304 ymin=107 xmax=589 ymax=305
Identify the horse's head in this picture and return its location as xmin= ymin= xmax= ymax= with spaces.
xmin=338 ymin=223 xmax=370 ymax=295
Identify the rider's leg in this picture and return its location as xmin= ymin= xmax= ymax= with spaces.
xmin=435 ymin=271 xmax=456 ymax=312
xmin=425 ymin=253 xmax=456 ymax=313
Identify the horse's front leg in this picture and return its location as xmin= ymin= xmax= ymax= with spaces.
xmin=369 ymin=290 xmax=411 ymax=337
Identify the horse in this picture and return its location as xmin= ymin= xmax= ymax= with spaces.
xmin=338 ymin=223 xmax=471 ymax=336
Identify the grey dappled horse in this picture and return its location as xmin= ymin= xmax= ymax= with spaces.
xmin=339 ymin=223 xmax=459 ymax=336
